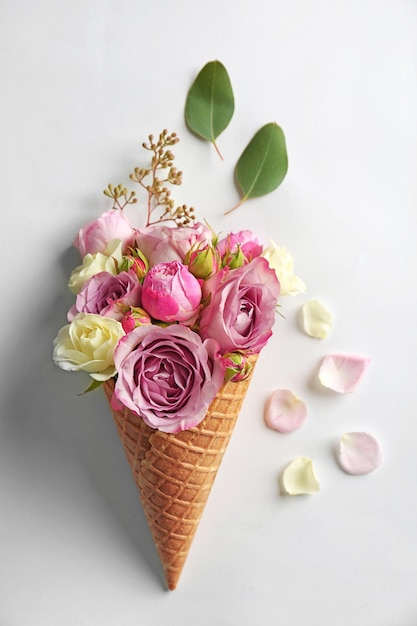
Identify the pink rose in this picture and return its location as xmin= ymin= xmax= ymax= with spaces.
xmin=74 ymin=209 xmax=137 ymax=257
xmin=217 ymin=230 xmax=263 ymax=266
xmin=135 ymin=222 xmax=211 ymax=267
xmin=142 ymin=261 xmax=202 ymax=323
xmin=199 ymin=257 xmax=280 ymax=354
xmin=67 ymin=270 xmax=142 ymax=321
xmin=112 ymin=324 xmax=226 ymax=433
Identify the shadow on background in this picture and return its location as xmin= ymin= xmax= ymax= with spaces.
xmin=1 ymin=246 xmax=166 ymax=590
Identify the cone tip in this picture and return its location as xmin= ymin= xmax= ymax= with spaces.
xmin=165 ymin=570 xmax=180 ymax=591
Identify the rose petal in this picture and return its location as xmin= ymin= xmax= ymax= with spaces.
xmin=302 ymin=299 xmax=333 ymax=339
xmin=265 ymin=389 xmax=307 ymax=433
xmin=262 ymin=242 xmax=306 ymax=296
xmin=337 ymin=432 xmax=383 ymax=475
xmin=282 ymin=457 xmax=320 ymax=495
xmin=319 ymin=353 xmax=371 ymax=393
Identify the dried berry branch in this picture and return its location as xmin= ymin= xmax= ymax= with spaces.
xmin=104 ymin=129 xmax=194 ymax=227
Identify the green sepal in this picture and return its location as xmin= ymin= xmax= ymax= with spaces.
xmin=80 ymin=378 xmax=106 ymax=395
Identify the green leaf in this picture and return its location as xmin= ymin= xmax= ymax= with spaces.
xmin=226 ymin=122 xmax=288 ymax=214
xmin=185 ymin=60 xmax=234 ymax=159
xmin=80 ymin=378 xmax=105 ymax=395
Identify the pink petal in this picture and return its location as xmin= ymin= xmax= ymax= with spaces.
xmin=318 ymin=353 xmax=371 ymax=393
xmin=265 ymin=389 xmax=307 ymax=433
xmin=337 ymin=432 xmax=383 ymax=475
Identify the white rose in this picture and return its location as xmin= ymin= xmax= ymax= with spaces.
xmin=262 ymin=240 xmax=306 ymax=296
xmin=53 ymin=313 xmax=125 ymax=381
xmin=68 ymin=239 xmax=124 ymax=294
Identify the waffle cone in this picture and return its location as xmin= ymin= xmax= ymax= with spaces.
xmin=103 ymin=354 xmax=257 ymax=590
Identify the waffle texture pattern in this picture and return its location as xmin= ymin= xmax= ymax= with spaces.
xmin=103 ymin=355 xmax=257 ymax=590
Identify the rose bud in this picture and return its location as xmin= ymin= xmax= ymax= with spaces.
xmin=121 ymin=307 xmax=152 ymax=333
xmin=120 ymin=248 xmax=149 ymax=281
xmin=225 ymin=244 xmax=246 ymax=269
xmin=142 ymin=260 xmax=202 ymax=323
xmin=223 ymin=351 xmax=253 ymax=382
xmin=186 ymin=244 xmax=220 ymax=279
xmin=217 ymin=230 xmax=263 ymax=268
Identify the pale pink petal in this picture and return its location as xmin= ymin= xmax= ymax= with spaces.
xmin=318 ymin=353 xmax=371 ymax=393
xmin=337 ymin=432 xmax=383 ymax=475
xmin=282 ymin=457 xmax=320 ymax=495
xmin=265 ymin=389 xmax=307 ymax=433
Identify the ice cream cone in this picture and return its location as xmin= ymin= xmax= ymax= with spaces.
xmin=103 ymin=354 xmax=258 ymax=590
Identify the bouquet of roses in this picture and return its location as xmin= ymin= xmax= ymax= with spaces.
xmin=53 ymin=130 xmax=303 ymax=589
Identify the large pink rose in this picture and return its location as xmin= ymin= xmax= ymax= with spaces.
xmin=74 ymin=209 xmax=137 ymax=257
xmin=199 ymin=257 xmax=280 ymax=354
xmin=141 ymin=261 xmax=202 ymax=323
xmin=67 ymin=270 xmax=142 ymax=321
xmin=135 ymin=222 xmax=211 ymax=267
xmin=112 ymin=324 xmax=226 ymax=433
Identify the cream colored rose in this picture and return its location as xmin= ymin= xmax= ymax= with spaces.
xmin=53 ymin=313 xmax=125 ymax=381
xmin=262 ymin=240 xmax=306 ymax=296
xmin=68 ymin=239 xmax=124 ymax=294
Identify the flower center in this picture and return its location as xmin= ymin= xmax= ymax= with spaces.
xmin=235 ymin=299 xmax=254 ymax=334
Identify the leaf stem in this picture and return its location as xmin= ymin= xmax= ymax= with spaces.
xmin=224 ymin=196 xmax=246 ymax=215
xmin=212 ymin=140 xmax=224 ymax=161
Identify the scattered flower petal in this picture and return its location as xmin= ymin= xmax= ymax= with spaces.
xmin=302 ymin=299 xmax=333 ymax=339
xmin=319 ymin=353 xmax=371 ymax=393
xmin=262 ymin=241 xmax=306 ymax=296
xmin=265 ymin=389 xmax=307 ymax=433
xmin=282 ymin=457 xmax=320 ymax=495
xmin=337 ymin=432 xmax=383 ymax=475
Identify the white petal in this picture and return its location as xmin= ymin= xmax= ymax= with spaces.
xmin=302 ymin=299 xmax=333 ymax=339
xmin=282 ymin=457 xmax=320 ymax=495
xmin=319 ymin=353 xmax=371 ymax=393
xmin=262 ymin=242 xmax=306 ymax=296
xmin=337 ymin=432 xmax=383 ymax=475
xmin=265 ymin=389 xmax=307 ymax=433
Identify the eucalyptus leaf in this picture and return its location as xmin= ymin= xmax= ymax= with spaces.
xmin=185 ymin=60 xmax=234 ymax=158
xmin=227 ymin=122 xmax=288 ymax=213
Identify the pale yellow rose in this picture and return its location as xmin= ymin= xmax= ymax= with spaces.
xmin=262 ymin=240 xmax=306 ymax=296
xmin=68 ymin=239 xmax=124 ymax=294
xmin=53 ymin=313 xmax=125 ymax=381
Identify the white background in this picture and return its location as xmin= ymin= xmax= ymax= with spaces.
xmin=1 ymin=1 xmax=416 ymax=624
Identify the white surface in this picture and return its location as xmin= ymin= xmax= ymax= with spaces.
xmin=1 ymin=1 xmax=416 ymax=624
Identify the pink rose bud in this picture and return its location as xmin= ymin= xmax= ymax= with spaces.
xmin=186 ymin=244 xmax=220 ymax=279
xmin=225 ymin=244 xmax=246 ymax=269
xmin=217 ymin=230 xmax=263 ymax=267
xmin=121 ymin=307 xmax=152 ymax=333
xmin=223 ymin=351 xmax=253 ymax=382
xmin=142 ymin=261 xmax=202 ymax=323
xmin=121 ymin=248 xmax=149 ymax=281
